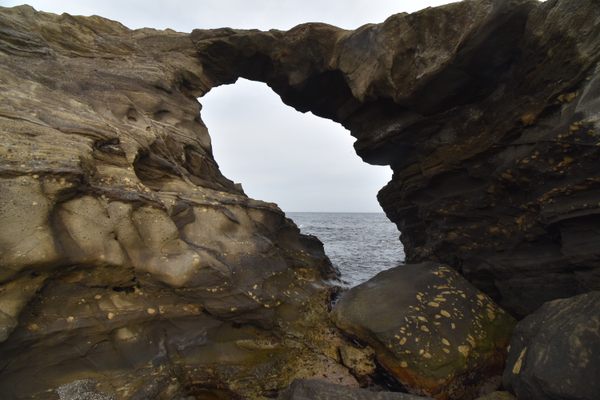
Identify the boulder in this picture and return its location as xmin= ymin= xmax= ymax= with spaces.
xmin=503 ymin=291 xmax=600 ymax=400
xmin=0 ymin=6 xmax=349 ymax=399
xmin=332 ymin=263 xmax=515 ymax=400
xmin=278 ymin=379 xmax=431 ymax=400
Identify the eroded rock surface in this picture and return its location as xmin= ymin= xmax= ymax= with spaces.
xmin=191 ymin=0 xmax=600 ymax=316
xmin=0 ymin=5 xmax=348 ymax=399
xmin=332 ymin=263 xmax=515 ymax=400
xmin=1 ymin=0 xmax=600 ymax=398
xmin=503 ymin=291 xmax=600 ymax=400
xmin=474 ymin=393 xmax=515 ymax=400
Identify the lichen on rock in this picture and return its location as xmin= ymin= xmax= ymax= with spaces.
xmin=332 ymin=263 xmax=515 ymax=399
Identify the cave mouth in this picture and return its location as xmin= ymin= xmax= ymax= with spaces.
xmin=199 ymin=78 xmax=405 ymax=286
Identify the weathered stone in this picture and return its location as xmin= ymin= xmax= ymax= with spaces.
xmin=191 ymin=0 xmax=600 ymax=316
xmin=339 ymin=344 xmax=377 ymax=381
xmin=56 ymin=380 xmax=115 ymax=400
xmin=332 ymin=263 xmax=515 ymax=400
xmin=278 ymin=379 xmax=431 ymax=400
xmin=0 ymin=5 xmax=348 ymax=399
xmin=503 ymin=291 xmax=600 ymax=400
xmin=1 ymin=0 xmax=600 ymax=398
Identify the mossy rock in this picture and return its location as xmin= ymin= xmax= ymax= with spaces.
xmin=332 ymin=262 xmax=515 ymax=400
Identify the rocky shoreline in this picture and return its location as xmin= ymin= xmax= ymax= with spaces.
xmin=0 ymin=1 xmax=599 ymax=399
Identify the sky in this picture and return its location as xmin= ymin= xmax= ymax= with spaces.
xmin=2 ymin=0 xmax=452 ymax=212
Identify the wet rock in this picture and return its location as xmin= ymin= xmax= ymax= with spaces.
xmin=278 ymin=379 xmax=431 ymax=400
xmin=503 ymin=291 xmax=600 ymax=400
xmin=332 ymin=263 xmax=515 ymax=400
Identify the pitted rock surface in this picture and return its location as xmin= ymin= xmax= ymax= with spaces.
xmin=332 ymin=263 xmax=514 ymax=399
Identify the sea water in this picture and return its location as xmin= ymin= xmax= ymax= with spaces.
xmin=287 ymin=212 xmax=405 ymax=287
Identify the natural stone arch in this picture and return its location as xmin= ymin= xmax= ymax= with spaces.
xmin=199 ymin=77 xmax=392 ymax=213
xmin=189 ymin=0 xmax=600 ymax=316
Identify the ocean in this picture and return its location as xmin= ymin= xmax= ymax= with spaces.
xmin=287 ymin=212 xmax=405 ymax=287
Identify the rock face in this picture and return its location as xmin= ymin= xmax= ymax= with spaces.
xmin=191 ymin=0 xmax=600 ymax=317
xmin=503 ymin=291 xmax=600 ymax=400
xmin=1 ymin=0 xmax=600 ymax=398
xmin=332 ymin=263 xmax=515 ymax=400
xmin=0 ymin=5 xmax=350 ymax=399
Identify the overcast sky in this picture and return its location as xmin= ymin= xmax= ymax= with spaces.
xmin=2 ymin=0 xmax=452 ymax=212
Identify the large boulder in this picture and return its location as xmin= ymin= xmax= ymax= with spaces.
xmin=503 ymin=291 xmax=600 ymax=400
xmin=332 ymin=263 xmax=515 ymax=400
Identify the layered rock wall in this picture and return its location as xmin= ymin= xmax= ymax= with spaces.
xmin=1 ymin=0 xmax=600 ymax=398
xmin=0 ymin=6 xmax=346 ymax=398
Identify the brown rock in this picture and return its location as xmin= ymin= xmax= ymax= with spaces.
xmin=503 ymin=292 xmax=600 ymax=400
xmin=278 ymin=379 xmax=431 ymax=400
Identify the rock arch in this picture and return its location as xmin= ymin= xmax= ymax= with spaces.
xmin=190 ymin=0 xmax=600 ymax=316
xmin=1 ymin=0 xmax=600 ymax=398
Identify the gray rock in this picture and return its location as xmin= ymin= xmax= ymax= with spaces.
xmin=332 ymin=263 xmax=515 ymax=399
xmin=278 ymin=379 xmax=431 ymax=400
xmin=503 ymin=291 xmax=600 ymax=400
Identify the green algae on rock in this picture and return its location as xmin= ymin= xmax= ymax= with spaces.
xmin=332 ymin=263 xmax=515 ymax=400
